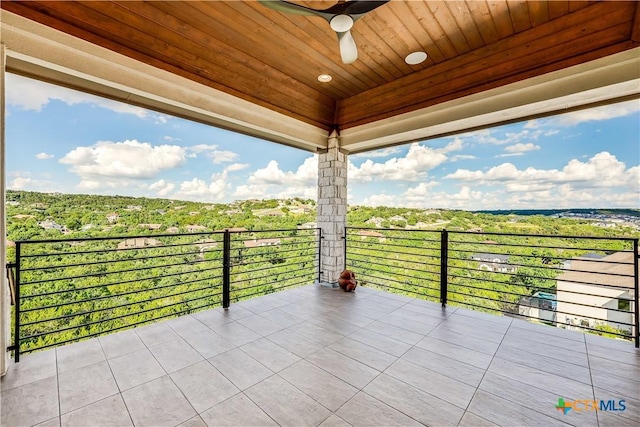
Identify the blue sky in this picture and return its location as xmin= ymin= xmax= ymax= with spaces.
xmin=5 ymin=73 xmax=640 ymax=209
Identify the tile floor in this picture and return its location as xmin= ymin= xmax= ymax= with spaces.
xmin=1 ymin=284 xmax=639 ymax=426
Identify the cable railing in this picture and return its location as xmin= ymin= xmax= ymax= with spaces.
xmin=345 ymin=227 xmax=639 ymax=347
xmin=8 ymin=228 xmax=320 ymax=361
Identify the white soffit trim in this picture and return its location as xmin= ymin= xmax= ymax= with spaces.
xmin=0 ymin=11 xmax=327 ymax=152
xmin=341 ymin=47 xmax=640 ymax=153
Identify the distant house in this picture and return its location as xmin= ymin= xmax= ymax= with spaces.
xmin=186 ymin=225 xmax=208 ymax=232
xmin=117 ymin=237 xmax=163 ymax=250
xmin=244 ymin=238 xmax=281 ymax=248
xmin=358 ymin=230 xmax=386 ymax=242
xmin=365 ymin=217 xmax=384 ymax=227
xmin=194 ymin=239 xmax=218 ymax=257
xmin=470 ymin=253 xmax=516 ymax=273
xmin=13 ymin=214 xmax=35 ymax=219
xmin=518 ymin=292 xmax=556 ymax=324
xmin=298 ymin=222 xmax=317 ymax=229
xmin=106 ymin=212 xmax=119 ymax=223
xmin=468 ymin=227 xmax=484 ymax=233
xmin=38 ymin=219 xmax=68 ymax=233
xmin=194 ymin=239 xmax=218 ymax=250
xmin=289 ymin=206 xmax=312 ymax=214
xmin=189 ymin=211 xmax=200 ymax=216
xmin=556 ymin=251 xmax=635 ymax=334
xmin=562 ymin=253 xmax=604 ymax=269
xmin=166 ymin=227 xmax=180 ymax=234
xmin=125 ymin=205 xmax=142 ymax=211
xmin=139 ymin=223 xmax=162 ymax=230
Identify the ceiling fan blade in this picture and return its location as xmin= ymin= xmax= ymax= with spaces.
xmin=338 ymin=1 xmax=390 ymax=18
xmin=258 ymin=0 xmax=328 ymax=17
xmin=338 ymin=30 xmax=358 ymax=64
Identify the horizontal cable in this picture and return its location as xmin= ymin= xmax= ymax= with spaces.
xmin=20 ymin=274 xmax=223 ymax=313
xmin=21 ymin=264 xmax=223 ymax=299
xmin=349 ymin=254 xmax=440 ymax=272
xmin=21 ymin=255 xmax=221 ymax=286
xmin=21 ymin=284 xmax=222 ymax=326
xmin=447 ymin=291 xmax=634 ymax=329
xmin=447 ymin=230 xmax=636 ymax=241
xmin=20 ymin=290 xmax=222 ymax=341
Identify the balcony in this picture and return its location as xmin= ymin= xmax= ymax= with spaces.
xmin=2 ymin=228 xmax=639 ymax=426
xmin=2 ymin=282 xmax=639 ymax=427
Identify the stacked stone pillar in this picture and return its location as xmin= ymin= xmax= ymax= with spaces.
xmin=317 ymin=131 xmax=347 ymax=286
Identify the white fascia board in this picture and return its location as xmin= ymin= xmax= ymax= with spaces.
xmin=1 ymin=11 xmax=328 ymax=152
xmin=340 ymin=48 xmax=640 ymax=153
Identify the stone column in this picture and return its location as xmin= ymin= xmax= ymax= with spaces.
xmin=317 ymin=130 xmax=347 ymax=286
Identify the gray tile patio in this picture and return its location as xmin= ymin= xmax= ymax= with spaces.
xmin=1 ymin=284 xmax=639 ymax=426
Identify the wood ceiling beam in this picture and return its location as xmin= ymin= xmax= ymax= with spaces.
xmin=632 ymin=1 xmax=640 ymax=42
xmin=337 ymin=1 xmax=638 ymax=129
xmin=1 ymin=0 xmax=336 ymax=130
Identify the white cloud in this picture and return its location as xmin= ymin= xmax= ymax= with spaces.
xmin=233 ymin=156 xmax=318 ymax=200
xmin=174 ymin=171 xmax=229 ymax=202
xmin=459 ymin=128 xmax=544 ymax=145
xmin=6 ymin=74 xmax=169 ymax=122
xmin=8 ymin=176 xmax=37 ymax=190
xmin=438 ymin=138 xmax=464 ymax=153
xmin=225 ymin=163 xmax=249 ymax=172
xmin=349 ymin=143 xmax=447 ymax=182
xmin=187 ymin=144 xmax=238 ymax=164
xmin=359 ymin=185 xmax=488 ymax=210
xmin=446 ymin=152 xmax=638 ymax=191
xmin=8 ymin=174 xmax=57 ymax=192
xmin=60 ymin=140 xmax=186 ymax=182
xmin=450 ymin=155 xmax=477 ymax=162
xmin=248 ymin=156 xmax=317 ymax=186
xmin=555 ymin=100 xmax=640 ymax=126
xmin=233 ymin=185 xmax=259 ymax=199
xmin=149 ymin=179 xmax=176 ymax=197
xmin=35 ymin=152 xmax=55 ymax=160
xmin=360 ymin=193 xmax=399 ymax=207
xmin=504 ymin=143 xmax=540 ymax=153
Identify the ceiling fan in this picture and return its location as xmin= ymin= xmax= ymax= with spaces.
xmin=259 ymin=1 xmax=389 ymax=64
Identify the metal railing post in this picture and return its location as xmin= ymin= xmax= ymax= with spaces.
xmin=440 ymin=230 xmax=448 ymax=307
xmin=222 ymin=230 xmax=230 ymax=309
xmin=317 ymin=228 xmax=322 ymax=283
xmin=343 ymin=227 xmax=348 ymax=271
xmin=14 ymin=243 xmax=21 ymax=362
xmin=633 ymin=238 xmax=639 ymax=348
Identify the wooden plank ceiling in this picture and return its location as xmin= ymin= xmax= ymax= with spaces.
xmin=3 ymin=1 xmax=639 ymax=132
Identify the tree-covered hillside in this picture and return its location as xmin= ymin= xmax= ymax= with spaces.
xmin=6 ymin=190 xmax=639 ymax=252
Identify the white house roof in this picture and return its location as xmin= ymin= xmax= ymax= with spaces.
xmin=557 ymin=251 xmax=635 ymax=289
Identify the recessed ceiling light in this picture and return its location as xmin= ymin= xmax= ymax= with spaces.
xmin=318 ymin=74 xmax=332 ymax=82
xmin=405 ymin=51 xmax=428 ymax=65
